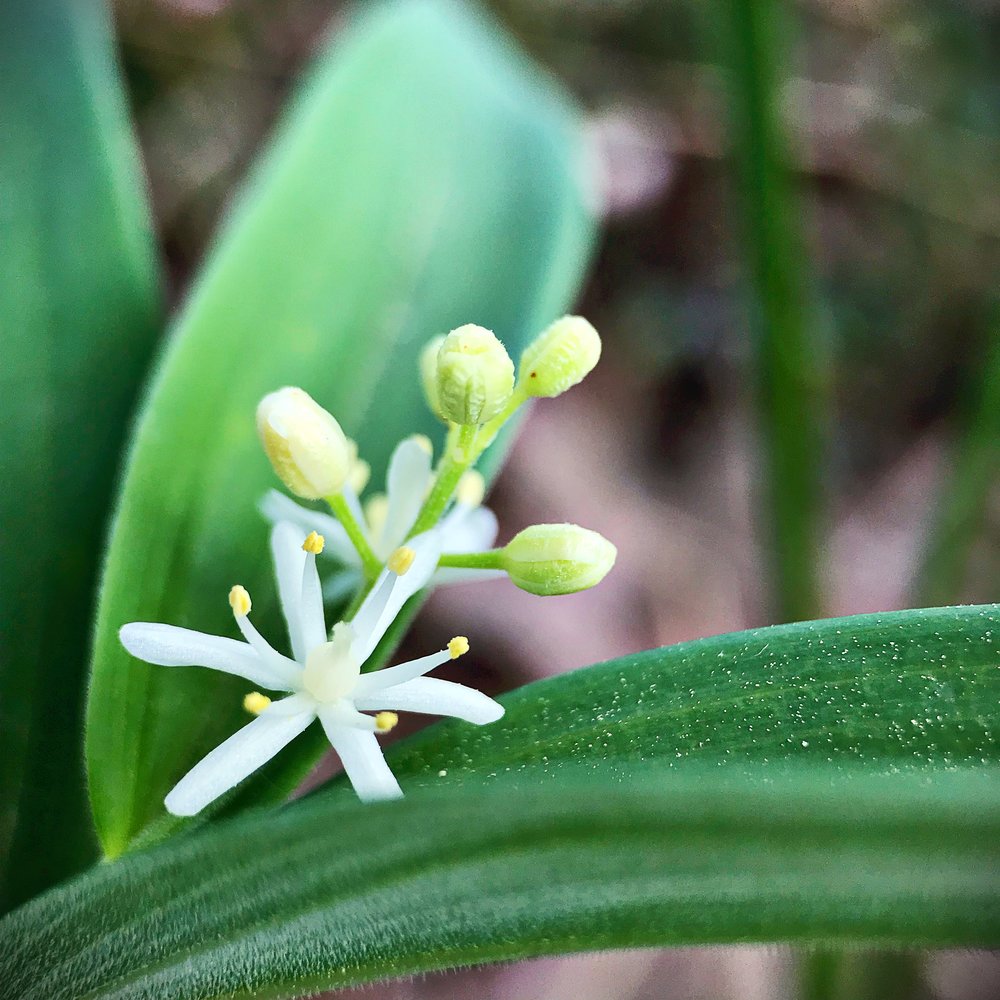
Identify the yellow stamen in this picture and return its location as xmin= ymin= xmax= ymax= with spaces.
xmin=243 ymin=691 xmax=271 ymax=715
xmin=375 ymin=711 xmax=398 ymax=733
xmin=302 ymin=530 xmax=325 ymax=555
xmin=388 ymin=545 xmax=416 ymax=575
xmin=410 ymin=433 xmax=433 ymax=455
xmin=448 ymin=635 xmax=470 ymax=659
xmin=457 ymin=469 xmax=485 ymax=507
xmin=229 ymin=585 xmax=252 ymax=616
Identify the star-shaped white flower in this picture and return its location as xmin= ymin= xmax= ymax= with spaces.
xmin=260 ymin=435 xmax=502 ymax=598
xmin=119 ymin=523 xmax=503 ymax=815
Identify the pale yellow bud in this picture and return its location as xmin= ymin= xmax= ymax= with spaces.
xmin=519 ymin=316 xmax=601 ymax=398
xmin=256 ymin=387 xmax=351 ymax=500
xmin=436 ymin=324 xmax=514 ymax=425
xmin=419 ymin=336 xmax=446 ymax=420
xmin=501 ymin=523 xmax=616 ymax=596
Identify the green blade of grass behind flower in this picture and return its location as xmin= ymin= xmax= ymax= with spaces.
xmin=715 ymin=0 xmax=826 ymax=624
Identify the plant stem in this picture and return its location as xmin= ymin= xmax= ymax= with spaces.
xmin=326 ymin=492 xmax=381 ymax=581
xmin=916 ymin=308 xmax=1000 ymax=605
xmin=718 ymin=0 xmax=825 ymax=624
xmin=437 ymin=550 xmax=505 ymax=569
xmin=407 ymin=448 xmax=470 ymax=538
xmin=474 ymin=386 xmax=527 ymax=452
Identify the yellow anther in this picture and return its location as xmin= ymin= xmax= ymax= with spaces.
xmin=228 ymin=585 xmax=252 ymax=617
xmin=410 ymin=433 xmax=433 ymax=456
xmin=457 ymin=469 xmax=485 ymax=508
xmin=388 ymin=546 xmax=416 ymax=576
xmin=448 ymin=635 xmax=470 ymax=659
xmin=302 ymin=530 xmax=325 ymax=555
xmin=375 ymin=711 xmax=398 ymax=733
xmin=243 ymin=691 xmax=271 ymax=715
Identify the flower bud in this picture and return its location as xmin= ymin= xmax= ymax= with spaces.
xmin=419 ymin=335 xmax=446 ymax=420
xmin=501 ymin=523 xmax=617 ymax=596
xmin=518 ymin=315 xmax=601 ymax=398
xmin=256 ymin=387 xmax=351 ymax=500
xmin=436 ymin=324 xmax=514 ymax=425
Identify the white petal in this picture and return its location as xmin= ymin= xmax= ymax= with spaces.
xmin=431 ymin=567 xmax=506 ymax=586
xmin=440 ymin=504 xmax=499 ymax=554
xmin=270 ymin=521 xmax=308 ymax=662
xmin=353 ymin=647 xmax=450 ymax=696
xmin=318 ymin=713 xmax=403 ymax=802
xmin=299 ymin=550 xmax=326 ymax=652
xmin=322 ymin=567 xmax=364 ymax=604
xmin=354 ymin=677 xmax=505 ymax=725
xmin=382 ymin=438 xmax=433 ymax=552
xmin=260 ymin=490 xmax=356 ymax=565
xmin=340 ymin=481 xmax=367 ymax=530
xmin=164 ymin=695 xmax=316 ymax=816
xmin=119 ymin=622 xmax=298 ymax=691
xmin=349 ymin=529 xmax=442 ymax=664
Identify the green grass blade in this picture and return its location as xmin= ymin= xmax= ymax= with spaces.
xmin=917 ymin=305 xmax=1000 ymax=604
xmin=717 ymin=0 xmax=826 ymax=622
xmin=2 ymin=769 xmax=998 ymax=1000
xmin=0 ymin=0 xmax=161 ymax=911
xmin=84 ymin=0 xmax=594 ymax=859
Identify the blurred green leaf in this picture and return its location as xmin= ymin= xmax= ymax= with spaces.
xmin=3 ymin=769 xmax=998 ymax=999
xmin=382 ymin=605 xmax=1000 ymax=787
xmin=0 ymin=0 xmax=161 ymax=911
xmin=715 ymin=0 xmax=827 ymax=623
xmin=917 ymin=304 xmax=1000 ymax=605
xmin=85 ymin=0 xmax=594 ymax=858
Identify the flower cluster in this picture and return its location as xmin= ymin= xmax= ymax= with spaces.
xmin=121 ymin=315 xmax=615 ymax=814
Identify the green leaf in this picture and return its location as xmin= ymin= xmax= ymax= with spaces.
xmin=382 ymin=605 xmax=1000 ymax=788
xmin=713 ymin=0 xmax=826 ymax=623
xmin=0 ymin=0 xmax=161 ymax=911
xmin=3 ymin=769 xmax=998 ymax=1000
xmin=85 ymin=0 xmax=594 ymax=858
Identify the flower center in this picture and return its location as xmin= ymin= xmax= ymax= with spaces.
xmin=302 ymin=622 xmax=360 ymax=703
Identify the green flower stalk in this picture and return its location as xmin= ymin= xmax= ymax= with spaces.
xmin=439 ymin=523 xmax=617 ymax=596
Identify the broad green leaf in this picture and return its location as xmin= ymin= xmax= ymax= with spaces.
xmin=3 ymin=769 xmax=998 ymax=1000
xmin=0 ymin=0 xmax=161 ymax=910
xmin=380 ymin=604 xmax=1000 ymax=789
xmin=85 ymin=0 xmax=594 ymax=858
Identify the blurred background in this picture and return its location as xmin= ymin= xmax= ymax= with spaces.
xmin=112 ymin=0 xmax=998 ymax=996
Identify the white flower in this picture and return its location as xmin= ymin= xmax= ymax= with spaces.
xmin=260 ymin=435 xmax=503 ymax=594
xmin=119 ymin=524 xmax=504 ymax=815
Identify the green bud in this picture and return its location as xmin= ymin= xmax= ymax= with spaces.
xmin=501 ymin=523 xmax=617 ymax=596
xmin=436 ymin=324 xmax=515 ymax=425
xmin=256 ymin=387 xmax=351 ymax=500
xmin=419 ymin=335 xmax=446 ymax=420
xmin=519 ymin=315 xmax=601 ymax=398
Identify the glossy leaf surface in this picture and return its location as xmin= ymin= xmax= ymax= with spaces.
xmin=382 ymin=604 xmax=1000 ymax=790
